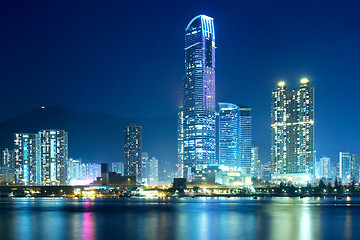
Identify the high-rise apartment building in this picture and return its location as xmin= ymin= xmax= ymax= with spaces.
xmin=319 ymin=156 xmax=331 ymax=179
xmin=38 ymin=130 xmax=68 ymax=185
xmin=14 ymin=133 xmax=39 ymax=185
xmin=218 ymin=103 xmax=240 ymax=168
xmin=179 ymin=15 xmax=216 ymax=179
xmin=2 ymin=148 xmax=14 ymax=169
xmin=149 ymin=156 xmax=159 ymax=186
xmin=271 ymin=79 xmax=314 ymax=184
xmin=141 ymin=152 xmax=149 ymax=184
xmin=112 ymin=162 xmax=124 ymax=176
xmin=352 ymin=154 xmax=359 ymax=183
xmin=85 ymin=163 xmax=101 ymax=181
xmin=339 ymin=152 xmax=351 ymax=184
xmin=251 ymin=146 xmax=260 ymax=179
xmin=124 ymin=124 xmax=142 ymax=183
xmin=68 ymin=158 xmax=83 ymax=181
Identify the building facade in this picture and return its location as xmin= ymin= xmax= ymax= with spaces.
xmin=239 ymin=106 xmax=252 ymax=174
xmin=318 ymin=156 xmax=331 ymax=179
xmin=112 ymin=162 xmax=124 ymax=176
xmin=38 ymin=130 xmax=68 ymax=185
xmin=14 ymin=133 xmax=39 ymax=185
xmin=339 ymin=152 xmax=352 ymax=184
xmin=218 ymin=103 xmax=240 ymax=168
xmin=124 ymin=124 xmax=142 ymax=183
xmin=2 ymin=148 xmax=14 ymax=169
xmin=352 ymin=154 xmax=359 ymax=183
xmin=271 ymin=79 xmax=314 ymax=184
xmin=149 ymin=156 xmax=159 ymax=186
xmin=251 ymin=146 xmax=260 ymax=179
xmin=179 ymin=15 xmax=216 ymax=179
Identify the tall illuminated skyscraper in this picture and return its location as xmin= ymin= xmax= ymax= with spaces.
xmin=239 ymin=106 xmax=252 ymax=174
xmin=271 ymin=79 xmax=314 ymax=183
xmin=14 ymin=133 xmax=39 ymax=185
xmin=218 ymin=103 xmax=240 ymax=168
xmin=179 ymin=15 xmax=216 ymax=179
xmin=124 ymin=123 xmax=142 ymax=183
xmin=339 ymin=152 xmax=351 ymax=184
xmin=38 ymin=130 xmax=68 ymax=185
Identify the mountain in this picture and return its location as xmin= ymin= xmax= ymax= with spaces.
xmin=0 ymin=106 xmax=178 ymax=177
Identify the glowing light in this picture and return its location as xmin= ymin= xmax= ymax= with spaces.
xmin=69 ymin=179 xmax=92 ymax=186
xmin=41 ymin=106 xmax=45 ymax=109
xmin=300 ymin=78 xmax=309 ymax=84
xmin=278 ymin=81 xmax=285 ymax=86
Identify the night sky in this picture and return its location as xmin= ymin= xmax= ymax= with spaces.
xmin=1 ymin=0 xmax=360 ymax=163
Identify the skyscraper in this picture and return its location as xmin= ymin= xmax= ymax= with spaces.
xmin=218 ymin=103 xmax=240 ymax=168
xmin=124 ymin=123 xmax=142 ymax=183
xmin=149 ymin=157 xmax=159 ymax=186
xmin=179 ymin=15 xmax=216 ymax=179
xmin=14 ymin=133 xmax=39 ymax=185
xmin=38 ymin=130 xmax=68 ymax=185
xmin=112 ymin=162 xmax=124 ymax=176
xmin=339 ymin=152 xmax=351 ymax=184
xmin=319 ymin=156 xmax=331 ymax=179
xmin=68 ymin=158 xmax=82 ymax=181
xmin=251 ymin=146 xmax=260 ymax=179
xmin=239 ymin=106 xmax=252 ymax=174
xmin=352 ymin=154 xmax=359 ymax=183
xmin=271 ymin=79 xmax=314 ymax=184
xmin=141 ymin=152 xmax=149 ymax=184
xmin=2 ymin=148 xmax=14 ymax=169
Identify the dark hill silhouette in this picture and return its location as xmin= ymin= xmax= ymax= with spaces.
xmin=0 ymin=106 xmax=177 ymax=174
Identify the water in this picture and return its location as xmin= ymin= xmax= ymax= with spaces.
xmin=0 ymin=197 xmax=359 ymax=240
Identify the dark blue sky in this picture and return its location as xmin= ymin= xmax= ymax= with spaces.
xmin=1 ymin=0 xmax=360 ymax=163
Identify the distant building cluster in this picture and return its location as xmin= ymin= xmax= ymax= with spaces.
xmin=0 ymin=130 xmax=69 ymax=185
xmin=0 ymin=124 xmax=160 ymax=187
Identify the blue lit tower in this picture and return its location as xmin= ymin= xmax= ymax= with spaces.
xmin=218 ymin=103 xmax=240 ymax=168
xmin=14 ymin=133 xmax=39 ymax=185
xmin=180 ymin=15 xmax=216 ymax=179
xmin=38 ymin=130 xmax=68 ymax=185
xmin=239 ymin=106 xmax=252 ymax=174
xmin=124 ymin=123 xmax=142 ymax=183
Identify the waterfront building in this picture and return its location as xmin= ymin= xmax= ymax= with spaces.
xmin=319 ymin=156 xmax=331 ymax=179
xmin=141 ymin=152 xmax=149 ymax=184
xmin=38 ymin=130 xmax=68 ymax=185
xmin=112 ymin=162 xmax=124 ymax=176
xmin=239 ymin=106 xmax=252 ymax=174
xmin=218 ymin=103 xmax=240 ymax=168
xmin=124 ymin=124 xmax=142 ymax=183
xmin=178 ymin=15 xmax=216 ymax=180
xmin=68 ymin=158 xmax=83 ymax=181
xmin=271 ymin=79 xmax=314 ymax=184
xmin=260 ymin=163 xmax=272 ymax=182
xmin=2 ymin=148 xmax=14 ymax=169
xmin=352 ymin=154 xmax=359 ymax=183
xmin=251 ymin=146 xmax=260 ymax=179
xmin=85 ymin=163 xmax=101 ymax=182
xmin=14 ymin=133 xmax=39 ymax=185
xmin=149 ymin=157 xmax=159 ymax=186
xmin=339 ymin=152 xmax=351 ymax=184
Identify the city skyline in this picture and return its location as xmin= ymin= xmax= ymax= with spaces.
xmin=1 ymin=1 xmax=360 ymax=166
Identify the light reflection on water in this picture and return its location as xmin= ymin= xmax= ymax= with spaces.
xmin=0 ymin=197 xmax=360 ymax=240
